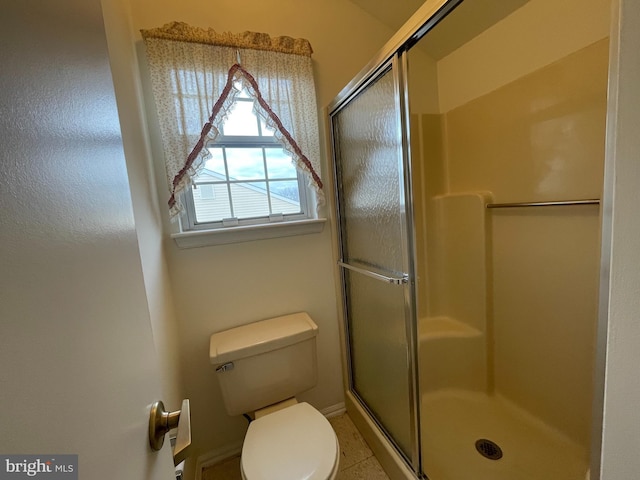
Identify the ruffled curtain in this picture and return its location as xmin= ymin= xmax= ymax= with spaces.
xmin=141 ymin=22 xmax=323 ymax=218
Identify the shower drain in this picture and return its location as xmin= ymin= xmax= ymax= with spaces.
xmin=475 ymin=439 xmax=503 ymax=460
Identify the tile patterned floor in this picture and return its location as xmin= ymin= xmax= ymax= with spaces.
xmin=201 ymin=412 xmax=390 ymax=480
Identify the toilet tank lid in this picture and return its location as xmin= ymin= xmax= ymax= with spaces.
xmin=209 ymin=312 xmax=318 ymax=365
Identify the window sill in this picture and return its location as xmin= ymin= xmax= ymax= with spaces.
xmin=171 ymin=218 xmax=327 ymax=249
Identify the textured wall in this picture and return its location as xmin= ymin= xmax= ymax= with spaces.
xmin=0 ymin=1 xmax=175 ymax=477
xmin=598 ymin=2 xmax=640 ymax=478
xmin=102 ymin=0 xmax=185 ymax=415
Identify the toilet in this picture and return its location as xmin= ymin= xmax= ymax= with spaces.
xmin=209 ymin=312 xmax=340 ymax=480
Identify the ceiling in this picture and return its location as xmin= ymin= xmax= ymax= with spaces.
xmin=348 ymin=0 xmax=530 ymax=60
xmin=348 ymin=0 xmax=429 ymax=34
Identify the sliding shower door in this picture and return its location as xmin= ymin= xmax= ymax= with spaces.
xmin=331 ymin=58 xmax=419 ymax=466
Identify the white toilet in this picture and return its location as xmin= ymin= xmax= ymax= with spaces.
xmin=209 ymin=312 xmax=340 ymax=480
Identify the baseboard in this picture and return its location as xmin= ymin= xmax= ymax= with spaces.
xmin=319 ymin=401 xmax=346 ymax=418
xmin=195 ymin=401 xmax=346 ymax=479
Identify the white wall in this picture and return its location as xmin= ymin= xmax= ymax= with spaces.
xmin=101 ymin=0 xmax=185 ymax=413
xmin=102 ymin=0 xmax=396 ymax=470
xmin=0 ymin=1 xmax=175 ymax=477
xmin=597 ymin=0 xmax=640 ymax=478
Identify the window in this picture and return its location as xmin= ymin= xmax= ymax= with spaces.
xmin=141 ymin=25 xmax=326 ymax=246
xmin=182 ymin=87 xmax=310 ymax=231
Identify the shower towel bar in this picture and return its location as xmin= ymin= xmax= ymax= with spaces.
xmin=486 ymin=199 xmax=600 ymax=209
xmin=338 ymin=261 xmax=408 ymax=285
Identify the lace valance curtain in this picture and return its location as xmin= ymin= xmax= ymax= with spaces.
xmin=141 ymin=22 xmax=323 ymax=218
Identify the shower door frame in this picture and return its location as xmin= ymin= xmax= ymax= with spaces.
xmin=329 ymin=55 xmax=421 ymax=472
xmin=327 ymin=0 xmax=467 ymax=477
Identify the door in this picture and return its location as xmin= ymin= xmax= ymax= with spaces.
xmin=0 ymin=1 xmax=176 ymax=478
xmin=331 ymin=58 xmax=419 ymax=466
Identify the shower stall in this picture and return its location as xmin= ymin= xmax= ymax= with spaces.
xmin=329 ymin=0 xmax=608 ymax=479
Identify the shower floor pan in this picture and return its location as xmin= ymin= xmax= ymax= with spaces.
xmin=421 ymin=390 xmax=588 ymax=480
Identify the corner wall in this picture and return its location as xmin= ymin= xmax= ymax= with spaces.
xmin=101 ymin=0 xmax=185 ymax=413
xmin=103 ymin=0 xmax=397 ymax=473
xmin=441 ymin=24 xmax=609 ymax=448
xmin=598 ymin=1 xmax=640 ymax=478
xmin=437 ymin=0 xmax=612 ymax=112
xmin=410 ymin=0 xmax=610 ymax=450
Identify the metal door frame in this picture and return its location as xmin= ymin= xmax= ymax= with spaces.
xmin=328 ymin=1 xmax=465 ymax=476
xmin=329 ymin=54 xmax=421 ymax=473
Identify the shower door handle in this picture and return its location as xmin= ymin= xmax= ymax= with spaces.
xmin=338 ymin=261 xmax=408 ymax=285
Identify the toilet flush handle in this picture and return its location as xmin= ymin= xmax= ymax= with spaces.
xmin=216 ymin=362 xmax=234 ymax=372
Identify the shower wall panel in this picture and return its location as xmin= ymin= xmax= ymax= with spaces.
xmin=410 ymin=113 xmax=446 ymax=321
xmin=442 ymin=38 xmax=608 ymax=447
xmin=419 ymin=193 xmax=490 ymax=394
xmin=444 ymin=39 xmax=608 ymax=204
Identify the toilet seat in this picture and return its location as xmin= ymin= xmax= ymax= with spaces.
xmin=241 ymin=402 xmax=339 ymax=480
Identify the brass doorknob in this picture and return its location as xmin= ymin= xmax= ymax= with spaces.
xmin=149 ymin=399 xmax=191 ymax=461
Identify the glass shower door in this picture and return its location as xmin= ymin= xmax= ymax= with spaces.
xmin=331 ymin=58 xmax=418 ymax=465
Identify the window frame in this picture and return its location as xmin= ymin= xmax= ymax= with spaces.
xmin=171 ymin=127 xmax=327 ymax=249
xmin=178 ymin=101 xmax=312 ymax=231
xmin=180 ymin=136 xmax=311 ymax=232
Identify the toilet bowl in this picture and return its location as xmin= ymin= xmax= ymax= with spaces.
xmin=209 ymin=313 xmax=340 ymax=480
xmin=241 ymin=402 xmax=339 ymax=480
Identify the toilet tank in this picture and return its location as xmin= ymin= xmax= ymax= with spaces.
xmin=209 ymin=312 xmax=319 ymax=416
